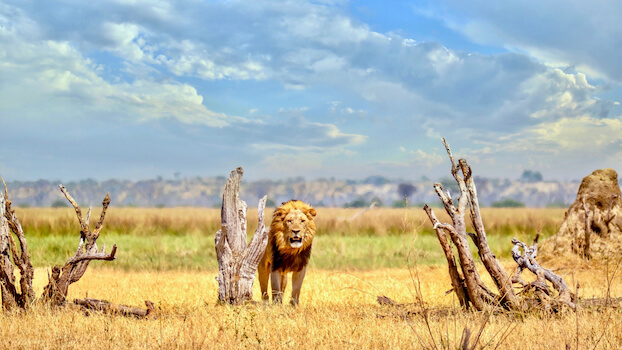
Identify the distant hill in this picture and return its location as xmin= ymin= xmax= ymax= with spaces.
xmin=4 ymin=175 xmax=608 ymax=208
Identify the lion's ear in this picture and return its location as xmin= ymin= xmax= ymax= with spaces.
xmin=273 ymin=208 xmax=287 ymax=220
xmin=305 ymin=208 xmax=317 ymax=219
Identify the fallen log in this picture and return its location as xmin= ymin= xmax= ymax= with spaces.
xmin=74 ymin=298 xmax=156 ymax=319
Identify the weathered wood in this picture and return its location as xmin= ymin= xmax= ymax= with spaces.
xmin=0 ymin=179 xmax=36 ymax=309
xmin=0 ymin=181 xmax=153 ymax=317
xmin=423 ymin=204 xmax=470 ymax=309
xmin=0 ymin=193 xmax=18 ymax=310
xmin=73 ymin=298 xmax=156 ymax=318
xmin=430 ymin=185 xmax=498 ymax=310
xmin=424 ymin=138 xmax=520 ymax=312
xmin=457 ymin=157 xmax=520 ymax=309
xmin=511 ymin=238 xmax=576 ymax=309
xmin=42 ymin=185 xmax=116 ymax=306
xmin=349 ymin=201 xmax=378 ymax=221
xmin=215 ymin=167 xmax=269 ymax=305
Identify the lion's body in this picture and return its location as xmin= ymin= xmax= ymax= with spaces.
xmin=258 ymin=200 xmax=316 ymax=305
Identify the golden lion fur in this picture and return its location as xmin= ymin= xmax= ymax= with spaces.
xmin=258 ymin=200 xmax=317 ymax=304
xmin=270 ymin=200 xmax=316 ymax=254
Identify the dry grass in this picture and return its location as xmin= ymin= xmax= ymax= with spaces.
xmin=1 ymin=265 xmax=620 ymax=349
xmin=4 ymin=207 xmax=619 ymax=349
xmin=15 ymin=207 xmax=566 ymax=237
xmin=15 ymin=207 xmax=566 ymax=270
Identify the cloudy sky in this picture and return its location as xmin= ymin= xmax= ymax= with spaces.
xmin=1 ymin=0 xmax=621 ymax=182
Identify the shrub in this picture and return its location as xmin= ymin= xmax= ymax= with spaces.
xmin=343 ymin=198 xmax=368 ymax=208
xmin=265 ymin=198 xmax=276 ymax=207
xmin=50 ymin=200 xmax=68 ymax=208
xmin=490 ymin=198 xmax=525 ymax=208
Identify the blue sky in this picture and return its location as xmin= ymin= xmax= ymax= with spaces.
xmin=1 ymin=0 xmax=621 ymax=182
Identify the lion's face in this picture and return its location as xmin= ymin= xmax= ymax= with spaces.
xmin=283 ymin=209 xmax=311 ymax=249
xmin=270 ymin=200 xmax=317 ymax=251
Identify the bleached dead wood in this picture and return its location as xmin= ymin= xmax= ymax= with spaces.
xmin=423 ymin=205 xmax=470 ymax=309
xmin=511 ymin=238 xmax=576 ymax=310
xmin=423 ymin=138 xmax=577 ymax=313
xmin=215 ymin=167 xmax=269 ymax=305
xmin=74 ymin=298 xmax=156 ymax=318
xmin=0 ymin=182 xmax=154 ymax=317
xmin=41 ymin=185 xmax=117 ymax=306
xmin=0 ymin=179 xmax=36 ymax=309
xmin=423 ymin=139 xmax=520 ymax=311
xmin=349 ymin=201 xmax=378 ymax=221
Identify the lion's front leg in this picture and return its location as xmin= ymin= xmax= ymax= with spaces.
xmin=290 ymin=266 xmax=307 ymax=306
xmin=270 ymin=270 xmax=286 ymax=303
xmin=258 ymin=259 xmax=270 ymax=301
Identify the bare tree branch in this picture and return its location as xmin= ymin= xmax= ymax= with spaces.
xmin=42 ymin=186 xmax=117 ymax=306
xmin=424 ymin=204 xmax=470 ymax=309
xmin=59 ymin=184 xmax=88 ymax=234
xmin=64 ymin=244 xmax=117 ymax=265
xmin=349 ymin=201 xmax=378 ymax=221
xmin=425 ymin=138 xmax=521 ymax=312
xmin=511 ymin=238 xmax=575 ymax=309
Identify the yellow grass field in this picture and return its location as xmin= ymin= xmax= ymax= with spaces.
xmin=2 ymin=207 xmax=621 ymax=349
xmin=1 ymin=265 xmax=621 ymax=349
xmin=15 ymin=206 xmax=568 ymax=238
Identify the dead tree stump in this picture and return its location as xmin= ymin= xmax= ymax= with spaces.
xmin=0 ymin=180 xmax=35 ymax=310
xmin=424 ymin=139 xmax=574 ymax=313
xmin=215 ymin=167 xmax=269 ymax=305
xmin=423 ymin=139 xmax=520 ymax=311
xmin=40 ymin=185 xmax=117 ymax=307
xmin=0 ymin=180 xmax=153 ymax=318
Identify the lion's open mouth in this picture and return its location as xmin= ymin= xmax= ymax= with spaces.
xmin=289 ymin=237 xmax=303 ymax=248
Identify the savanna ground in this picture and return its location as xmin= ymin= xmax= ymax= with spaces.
xmin=2 ymin=207 xmax=622 ymax=349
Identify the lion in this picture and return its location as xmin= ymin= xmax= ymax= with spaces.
xmin=258 ymin=200 xmax=317 ymax=306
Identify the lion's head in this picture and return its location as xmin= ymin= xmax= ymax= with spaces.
xmin=271 ymin=200 xmax=317 ymax=251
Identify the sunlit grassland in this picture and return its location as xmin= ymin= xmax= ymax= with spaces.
xmin=17 ymin=207 xmax=566 ymax=238
xmin=17 ymin=207 xmax=566 ymax=270
xmin=2 ymin=266 xmax=620 ymax=349
xmin=3 ymin=207 xmax=622 ymax=349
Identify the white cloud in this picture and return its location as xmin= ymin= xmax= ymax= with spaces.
xmin=0 ymin=12 xmax=239 ymax=127
xmin=159 ymin=52 xmax=267 ymax=81
xmin=100 ymin=22 xmax=154 ymax=63
xmin=457 ymin=114 xmax=622 ymax=179
xmin=2 ymin=0 xmax=622 ymax=181
xmin=248 ymin=116 xmax=366 ymax=151
xmin=408 ymin=149 xmax=445 ymax=168
xmin=502 ymin=115 xmax=622 ymax=155
xmin=434 ymin=0 xmax=622 ymax=81
xmin=6 ymin=0 xmax=615 ymax=135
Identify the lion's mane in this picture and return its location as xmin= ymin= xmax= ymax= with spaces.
xmin=267 ymin=200 xmax=316 ymax=272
